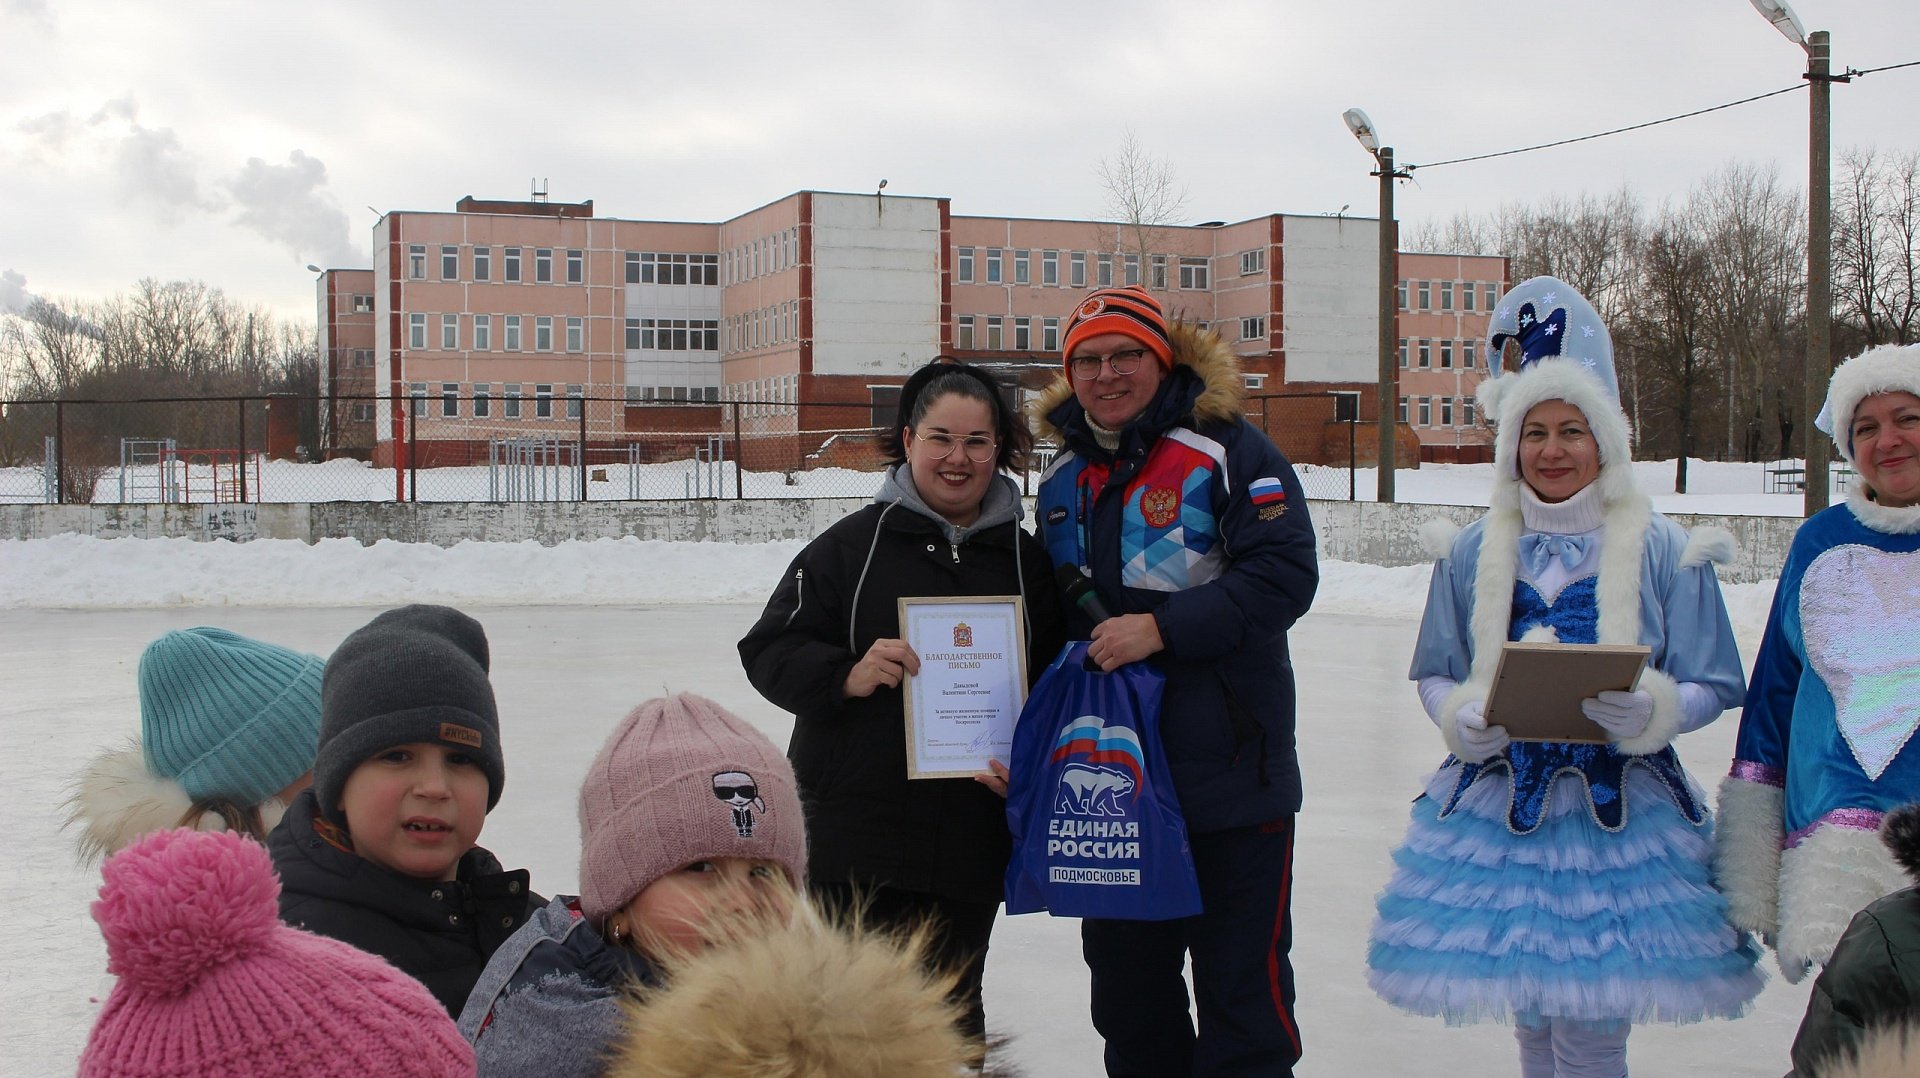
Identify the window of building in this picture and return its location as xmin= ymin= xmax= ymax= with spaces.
xmin=625 ymin=317 xmax=641 ymax=349
xmin=1097 ymin=253 xmax=1113 ymax=287
xmin=474 ymin=383 xmax=491 ymax=418
xmin=1441 ymin=397 xmax=1455 ymax=426
xmin=1241 ymin=249 xmax=1266 ymax=276
xmin=1240 ymin=315 xmax=1266 ymax=341
xmin=535 ymin=316 xmax=553 ymax=352
xmin=957 ymin=247 xmax=974 ymax=283
xmin=352 ymin=402 xmax=375 ymax=422
xmin=566 ymin=316 xmax=583 ymax=353
xmin=625 ymin=251 xmax=719 ymax=285
xmin=441 ymin=246 xmax=459 ymax=281
xmin=472 ymin=315 xmax=491 ymax=352
xmin=956 ymin=315 xmax=975 ymax=350
xmin=1483 ymin=283 xmax=1498 ymax=309
xmin=1439 ymin=340 xmax=1453 ymax=369
xmin=504 ymin=315 xmax=522 ymax=352
xmin=1151 ymin=255 xmax=1168 ymax=290
xmin=986 ymin=316 xmax=1003 ymax=350
xmin=1042 ymin=250 xmax=1059 ymax=286
xmin=1417 ymin=281 xmax=1431 ymax=310
xmin=504 ymin=247 xmax=522 ymax=282
xmin=408 ymin=313 xmax=426 ymax=350
xmin=1042 ymin=316 xmax=1060 ymax=351
xmin=473 ymin=247 xmax=490 ymax=282
xmin=535 ymin=384 xmax=553 ymax=419
xmin=1179 ymin=257 xmax=1209 ymax=290
xmin=1014 ymin=317 xmax=1031 ymax=351
xmin=440 ymin=382 xmax=459 ymax=417
xmin=1245 ymin=373 xmax=1268 ymax=391
xmin=1417 ymin=339 xmax=1431 ymax=368
xmin=1070 ymin=252 xmax=1087 ymax=288
xmin=1440 ymin=281 xmax=1454 ymax=311
xmin=440 ymin=314 xmax=458 ymax=350
xmin=1397 ymin=280 xmax=1409 ymax=310
xmin=566 ymin=384 xmax=583 ymax=419
xmin=408 ymin=245 xmax=426 ymax=280
xmin=504 ymin=384 xmax=522 ymax=419
xmin=1463 ymin=398 xmax=1477 ymax=426
xmin=986 ymin=248 xmax=1003 ymax=284
xmin=1461 ymin=281 xmax=1474 ymax=311
xmin=352 ymin=348 xmax=374 ymax=367
xmin=1399 ymin=338 xmax=1410 ymax=368
xmin=535 ymin=248 xmax=552 ymax=283
xmin=1124 ymin=254 xmax=1140 ymax=287
xmin=868 ymin=385 xmax=901 ymax=428
xmin=351 ymin=294 xmax=374 ymax=313
xmin=1399 ymin=395 xmax=1409 ymax=423
xmin=1462 ymin=339 xmax=1477 ymax=369
xmin=630 ymin=318 xmax=721 ymax=351
xmin=1014 ymin=249 xmax=1030 ymax=285
xmin=1418 ymin=397 xmax=1432 ymax=426
xmin=409 ymin=382 xmax=427 ymax=417
xmin=566 ymin=249 xmax=583 ymax=283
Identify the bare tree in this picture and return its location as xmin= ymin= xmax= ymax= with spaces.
xmin=1836 ymin=147 xmax=1920 ymax=349
xmin=1627 ymin=211 xmax=1717 ymax=492
xmin=1691 ymin=162 xmax=1804 ymax=460
xmin=1096 ymin=129 xmax=1189 ymax=291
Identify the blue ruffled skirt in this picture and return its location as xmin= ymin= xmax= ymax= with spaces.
xmin=1366 ymin=762 xmax=1765 ymax=1026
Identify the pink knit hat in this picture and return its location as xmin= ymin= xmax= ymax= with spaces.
xmin=80 ymin=828 xmax=472 ymax=1078
xmin=578 ymin=693 xmax=806 ymax=924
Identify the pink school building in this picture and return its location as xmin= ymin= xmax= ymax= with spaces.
xmin=314 ymin=191 xmax=1505 ymax=470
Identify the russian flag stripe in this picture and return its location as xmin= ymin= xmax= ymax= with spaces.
xmin=1250 ymin=477 xmax=1286 ymax=504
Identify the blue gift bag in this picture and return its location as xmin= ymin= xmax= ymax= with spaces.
xmin=1003 ymin=642 xmax=1203 ymax=920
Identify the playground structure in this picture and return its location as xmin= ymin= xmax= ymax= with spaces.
xmin=117 ymin=439 xmax=261 ymax=503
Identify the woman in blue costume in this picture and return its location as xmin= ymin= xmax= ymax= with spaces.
xmin=1714 ymin=343 xmax=1920 ymax=985
xmin=1367 ymin=277 xmax=1763 ymax=1077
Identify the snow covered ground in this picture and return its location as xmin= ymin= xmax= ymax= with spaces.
xmin=0 ymin=525 xmax=1814 ymax=1075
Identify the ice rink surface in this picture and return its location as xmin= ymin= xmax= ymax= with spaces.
xmin=4 ymin=604 xmax=1810 ymax=1075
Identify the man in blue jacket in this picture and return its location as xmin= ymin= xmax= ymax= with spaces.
xmin=1033 ymin=285 xmax=1319 ymax=1077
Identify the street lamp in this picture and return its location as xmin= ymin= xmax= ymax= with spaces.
xmin=1344 ymin=107 xmax=1409 ymax=503
xmin=1750 ymin=0 xmax=1834 ymax=516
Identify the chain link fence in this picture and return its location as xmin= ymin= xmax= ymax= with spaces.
xmin=1 ymin=392 xmax=1359 ymax=505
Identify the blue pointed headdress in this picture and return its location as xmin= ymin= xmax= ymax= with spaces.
xmin=1483 ymin=276 xmax=1618 ymax=405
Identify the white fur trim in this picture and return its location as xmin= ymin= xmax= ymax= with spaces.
xmin=1811 ymin=1022 xmax=1920 ymax=1078
xmin=1487 ymin=358 xmax=1636 ymax=503
xmin=1419 ymin=518 xmax=1463 ymax=561
xmin=1679 ymin=525 xmax=1737 ymax=568
xmin=1823 ymin=343 xmax=1920 ymax=465
xmin=1611 ymin=666 xmax=1682 ymax=755
xmin=1518 ymin=624 xmax=1559 ymax=644
xmin=67 ymin=741 xmax=195 ymax=865
xmin=1776 ymin=824 xmax=1912 ymax=982
xmin=1593 ymin=493 xmax=1651 ymax=645
xmin=1847 ymin=480 xmax=1920 ymax=535
xmin=1712 ymin=775 xmax=1784 ymax=937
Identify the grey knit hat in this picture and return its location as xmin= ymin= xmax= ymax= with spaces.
xmin=312 ymin=605 xmax=502 ymax=822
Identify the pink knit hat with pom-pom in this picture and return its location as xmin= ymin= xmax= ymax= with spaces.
xmin=79 ymin=828 xmax=472 ymax=1077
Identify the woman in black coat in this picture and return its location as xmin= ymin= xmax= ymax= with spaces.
xmin=738 ymin=360 xmax=1064 ymax=1044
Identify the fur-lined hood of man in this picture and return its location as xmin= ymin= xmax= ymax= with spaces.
xmin=603 ymin=903 xmax=998 ymax=1078
xmin=1802 ymin=1023 xmax=1920 ymax=1078
xmin=1032 ymin=320 xmax=1247 ymax=444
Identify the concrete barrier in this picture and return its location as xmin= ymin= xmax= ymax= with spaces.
xmin=1 ymin=498 xmax=1802 ymax=583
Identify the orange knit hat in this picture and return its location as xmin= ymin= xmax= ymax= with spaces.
xmin=1061 ymin=285 xmax=1174 ymax=373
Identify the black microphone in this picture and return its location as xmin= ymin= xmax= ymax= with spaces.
xmin=1055 ymin=564 xmax=1113 ymax=625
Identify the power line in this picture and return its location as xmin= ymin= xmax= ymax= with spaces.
xmin=1404 ymin=58 xmax=1917 ymax=173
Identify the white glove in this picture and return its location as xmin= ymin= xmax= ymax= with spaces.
xmin=1581 ymin=689 xmax=1654 ymax=740
xmin=1453 ymin=699 xmax=1510 ymax=762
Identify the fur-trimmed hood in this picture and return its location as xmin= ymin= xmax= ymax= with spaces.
xmin=1032 ymin=320 xmax=1246 ymax=443
xmin=66 ymin=741 xmax=292 ymax=864
xmin=603 ymin=903 xmax=983 ymax=1078
xmin=1820 ymin=343 xmax=1920 ymax=467
xmin=1883 ymin=805 xmax=1920 ymax=885
xmin=1807 ymin=1023 xmax=1920 ymax=1078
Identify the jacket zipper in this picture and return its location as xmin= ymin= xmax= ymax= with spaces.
xmin=949 ymin=541 xmax=960 ymax=564
xmin=784 ymin=568 xmax=806 ymax=627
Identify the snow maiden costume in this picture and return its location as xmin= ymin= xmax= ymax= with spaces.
xmin=1367 ymin=277 xmax=1763 ymax=1073
xmin=1715 ymin=343 xmax=1920 ymax=984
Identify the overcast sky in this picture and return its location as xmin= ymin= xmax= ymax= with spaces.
xmin=3 ymin=0 xmax=1917 ymax=327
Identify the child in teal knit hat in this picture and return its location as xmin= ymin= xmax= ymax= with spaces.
xmin=69 ymin=626 xmax=326 ymax=862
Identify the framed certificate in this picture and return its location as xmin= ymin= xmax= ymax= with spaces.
xmin=1483 ymin=642 xmax=1651 ymax=744
xmin=898 ymin=595 xmax=1029 ymax=779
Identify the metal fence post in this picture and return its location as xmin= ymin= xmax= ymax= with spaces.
xmin=577 ymin=405 xmax=588 ymax=502
xmin=731 ymin=402 xmax=744 ymax=500
xmin=54 ymin=400 xmax=66 ymax=503
xmin=407 ymin=402 xmax=418 ymax=503
xmin=1349 ymin=412 xmax=1358 ymax=501
xmin=236 ymin=398 xmax=249 ymax=503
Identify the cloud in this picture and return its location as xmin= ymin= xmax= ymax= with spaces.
xmin=114 ymin=122 xmax=215 ymax=218
xmin=222 ymin=150 xmax=359 ymax=268
xmin=0 ymin=269 xmax=33 ymax=315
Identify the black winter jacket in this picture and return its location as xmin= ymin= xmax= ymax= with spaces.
xmin=267 ymin=788 xmax=542 ymax=1015
xmin=738 ymin=473 xmax=1065 ymax=905
xmin=1792 ymin=806 xmax=1920 ymax=1076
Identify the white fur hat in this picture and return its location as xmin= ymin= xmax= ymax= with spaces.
xmin=1815 ymin=343 xmax=1920 ymax=466
xmin=1477 ymin=276 xmax=1637 ymax=504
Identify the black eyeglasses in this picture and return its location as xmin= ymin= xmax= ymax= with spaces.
xmin=916 ymin=432 xmax=998 ymax=463
xmin=1069 ymin=347 xmax=1149 ymax=380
